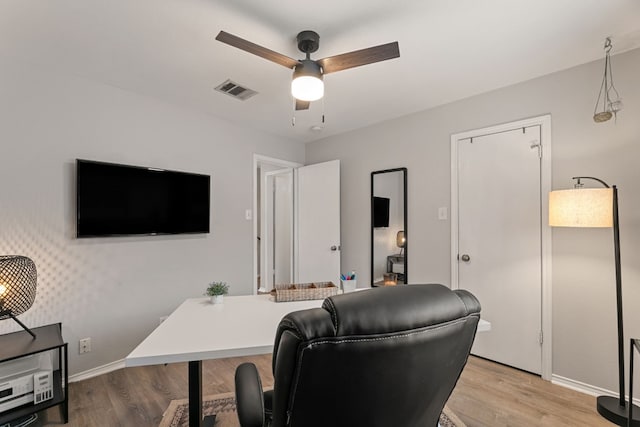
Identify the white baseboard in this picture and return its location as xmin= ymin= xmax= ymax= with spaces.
xmin=69 ymin=358 xmax=125 ymax=383
xmin=552 ymin=374 xmax=640 ymax=406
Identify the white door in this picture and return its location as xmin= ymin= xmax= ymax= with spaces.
xmin=457 ymin=126 xmax=542 ymax=374
xmin=296 ymin=160 xmax=341 ymax=286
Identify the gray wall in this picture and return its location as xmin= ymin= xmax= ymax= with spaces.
xmin=306 ymin=48 xmax=640 ymax=393
xmin=0 ymin=58 xmax=304 ymax=375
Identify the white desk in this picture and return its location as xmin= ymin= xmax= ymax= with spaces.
xmin=126 ymin=295 xmax=324 ymax=427
xmin=126 ymin=295 xmax=324 ymax=367
xmin=125 ymin=293 xmax=490 ymax=427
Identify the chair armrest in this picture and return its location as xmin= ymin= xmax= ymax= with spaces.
xmin=235 ymin=363 xmax=265 ymax=427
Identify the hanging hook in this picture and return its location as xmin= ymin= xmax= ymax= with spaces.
xmin=604 ymin=37 xmax=613 ymax=53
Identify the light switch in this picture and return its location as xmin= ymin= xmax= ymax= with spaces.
xmin=438 ymin=207 xmax=448 ymax=220
xmin=245 ymin=209 xmax=252 ymax=220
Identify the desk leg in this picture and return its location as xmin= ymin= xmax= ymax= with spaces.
xmin=188 ymin=361 xmax=216 ymax=427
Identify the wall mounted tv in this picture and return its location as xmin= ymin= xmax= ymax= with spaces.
xmin=76 ymin=159 xmax=210 ymax=238
xmin=372 ymin=196 xmax=390 ymax=228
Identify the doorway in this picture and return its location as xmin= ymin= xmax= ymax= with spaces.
xmin=261 ymin=168 xmax=294 ymax=292
xmin=253 ymin=155 xmax=302 ymax=294
xmin=450 ymin=115 xmax=552 ymax=379
xmin=253 ymin=156 xmax=341 ymax=294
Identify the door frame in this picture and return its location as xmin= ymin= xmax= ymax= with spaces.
xmin=450 ymin=114 xmax=552 ymax=380
xmin=253 ymin=155 xmax=302 ymax=295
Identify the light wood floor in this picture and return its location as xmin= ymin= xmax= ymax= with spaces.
xmin=41 ymin=355 xmax=609 ymax=426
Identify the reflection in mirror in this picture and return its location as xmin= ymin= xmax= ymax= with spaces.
xmin=371 ymin=168 xmax=407 ymax=286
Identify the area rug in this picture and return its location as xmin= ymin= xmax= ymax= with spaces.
xmin=159 ymin=391 xmax=466 ymax=427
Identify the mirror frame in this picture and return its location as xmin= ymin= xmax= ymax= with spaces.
xmin=370 ymin=167 xmax=407 ymax=286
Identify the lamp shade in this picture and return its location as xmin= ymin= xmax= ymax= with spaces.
xmin=291 ymin=60 xmax=324 ymax=102
xmin=549 ymin=188 xmax=613 ymax=228
xmin=0 ymin=256 xmax=37 ymax=318
xmin=396 ymin=230 xmax=406 ymax=248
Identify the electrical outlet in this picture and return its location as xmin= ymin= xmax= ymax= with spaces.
xmin=79 ymin=337 xmax=91 ymax=354
xmin=245 ymin=209 xmax=252 ymax=220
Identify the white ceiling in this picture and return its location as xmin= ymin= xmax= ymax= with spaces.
xmin=1 ymin=0 xmax=639 ymax=143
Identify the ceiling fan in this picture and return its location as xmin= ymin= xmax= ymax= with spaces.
xmin=215 ymin=30 xmax=400 ymax=111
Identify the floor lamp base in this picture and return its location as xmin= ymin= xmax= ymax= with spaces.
xmin=597 ymin=395 xmax=640 ymax=426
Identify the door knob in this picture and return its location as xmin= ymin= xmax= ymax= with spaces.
xmin=330 ymin=245 xmax=340 ymax=251
xmin=460 ymin=254 xmax=471 ymax=262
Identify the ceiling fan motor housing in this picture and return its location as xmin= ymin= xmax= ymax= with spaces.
xmin=293 ymin=59 xmax=323 ymax=79
xmin=297 ymin=30 xmax=320 ymax=54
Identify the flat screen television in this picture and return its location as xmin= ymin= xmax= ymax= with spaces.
xmin=372 ymin=196 xmax=390 ymax=228
xmin=76 ymin=159 xmax=210 ymax=238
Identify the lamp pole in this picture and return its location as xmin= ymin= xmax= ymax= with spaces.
xmin=574 ymin=177 xmax=638 ymax=426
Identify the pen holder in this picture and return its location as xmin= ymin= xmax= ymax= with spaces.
xmin=342 ymin=279 xmax=357 ymax=293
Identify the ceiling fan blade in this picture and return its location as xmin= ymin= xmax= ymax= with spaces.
xmin=295 ymin=99 xmax=311 ymax=111
xmin=318 ymin=41 xmax=400 ymax=74
xmin=216 ymin=31 xmax=300 ymax=69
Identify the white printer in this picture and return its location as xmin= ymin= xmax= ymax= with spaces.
xmin=0 ymin=353 xmax=54 ymax=413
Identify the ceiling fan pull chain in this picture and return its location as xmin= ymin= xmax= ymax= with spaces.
xmin=322 ymin=97 xmax=325 ymax=123
xmin=292 ymin=97 xmax=297 ymax=126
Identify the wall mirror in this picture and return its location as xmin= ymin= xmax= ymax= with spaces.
xmin=371 ymin=168 xmax=407 ymax=286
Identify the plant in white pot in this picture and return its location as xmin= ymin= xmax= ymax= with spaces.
xmin=205 ymin=281 xmax=229 ymax=304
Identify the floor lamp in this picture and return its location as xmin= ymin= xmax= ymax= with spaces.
xmin=549 ymin=177 xmax=640 ymax=426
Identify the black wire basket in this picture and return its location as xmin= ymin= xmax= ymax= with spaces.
xmin=0 ymin=255 xmax=37 ymax=318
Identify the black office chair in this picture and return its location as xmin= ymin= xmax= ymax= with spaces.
xmin=234 ymin=284 xmax=481 ymax=427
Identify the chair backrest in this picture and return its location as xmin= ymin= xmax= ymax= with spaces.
xmin=269 ymin=284 xmax=481 ymax=427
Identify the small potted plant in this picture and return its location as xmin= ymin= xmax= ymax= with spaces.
xmin=205 ymin=281 xmax=229 ymax=304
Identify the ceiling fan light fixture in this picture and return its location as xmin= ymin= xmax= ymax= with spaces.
xmin=291 ymin=60 xmax=324 ymax=102
xmin=291 ymin=76 xmax=324 ymax=101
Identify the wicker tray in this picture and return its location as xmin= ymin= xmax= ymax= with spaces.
xmin=272 ymin=282 xmax=338 ymax=302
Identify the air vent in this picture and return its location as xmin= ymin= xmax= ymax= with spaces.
xmin=214 ymin=79 xmax=258 ymax=101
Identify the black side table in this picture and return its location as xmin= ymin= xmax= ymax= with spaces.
xmin=0 ymin=323 xmax=68 ymax=425
xmin=386 ymin=254 xmax=405 ymax=282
